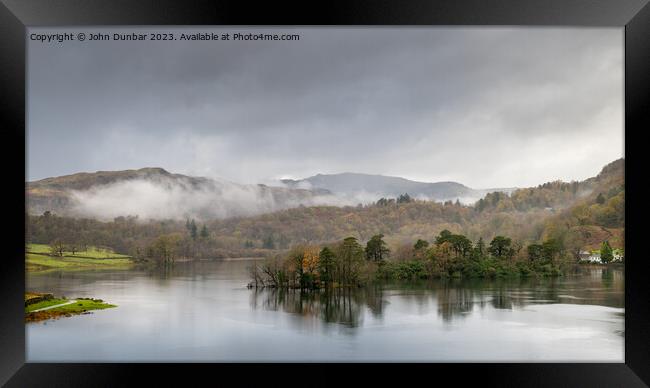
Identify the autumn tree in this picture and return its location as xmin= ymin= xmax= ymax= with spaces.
xmin=149 ymin=233 xmax=183 ymax=265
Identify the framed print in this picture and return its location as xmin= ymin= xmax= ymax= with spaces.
xmin=1 ymin=0 xmax=649 ymax=386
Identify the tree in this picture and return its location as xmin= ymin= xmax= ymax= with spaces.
xmin=414 ymin=239 xmax=429 ymax=251
xmin=300 ymin=246 xmax=320 ymax=289
xmin=596 ymin=193 xmax=606 ymax=204
xmin=540 ymin=238 xmax=563 ymax=263
xmin=435 ymin=230 xmax=453 ymax=246
xmin=49 ymin=239 xmax=65 ymax=257
xmin=600 ymin=240 xmax=613 ymax=264
xmin=475 ymin=237 xmax=486 ymax=256
xmin=488 ymin=236 xmax=512 ymax=259
xmin=397 ymin=193 xmax=412 ymax=204
xmin=337 ymin=237 xmax=364 ymax=285
xmin=149 ymin=234 xmax=182 ymax=264
xmin=189 ymin=219 xmax=198 ymax=240
xmin=200 ymin=225 xmax=209 ymax=239
xmin=470 ymin=237 xmax=486 ymax=261
xmin=413 ymin=239 xmax=429 ymax=260
xmin=365 ymin=234 xmax=390 ymax=262
xmin=318 ymin=247 xmax=336 ymax=285
xmin=476 ymin=198 xmax=486 ymax=212
xmin=527 ymin=244 xmax=543 ymax=262
xmin=263 ymin=235 xmax=275 ymax=249
xmin=449 ymin=234 xmax=472 ymax=258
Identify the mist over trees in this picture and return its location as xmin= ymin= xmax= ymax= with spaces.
xmin=26 ymin=159 xmax=624 ymax=270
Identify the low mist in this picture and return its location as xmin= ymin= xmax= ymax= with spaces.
xmin=67 ymin=178 xmax=356 ymax=221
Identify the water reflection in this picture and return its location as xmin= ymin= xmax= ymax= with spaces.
xmin=249 ymin=267 xmax=624 ymax=327
xmin=27 ymin=261 xmax=624 ymax=361
xmin=250 ymin=286 xmax=385 ymax=327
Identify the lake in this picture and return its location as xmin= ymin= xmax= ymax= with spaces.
xmin=26 ymin=259 xmax=624 ymax=362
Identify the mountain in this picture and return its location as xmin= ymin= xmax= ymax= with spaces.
xmin=26 ymin=168 xmax=336 ymax=220
xmin=27 ymin=159 xmax=625 ymax=258
xmin=281 ymin=172 xmax=514 ymax=203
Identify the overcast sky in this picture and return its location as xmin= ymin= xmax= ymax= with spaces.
xmin=27 ymin=27 xmax=623 ymax=188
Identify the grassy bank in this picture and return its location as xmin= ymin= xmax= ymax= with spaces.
xmin=25 ymin=294 xmax=116 ymax=323
xmin=26 ymin=243 xmax=133 ymax=272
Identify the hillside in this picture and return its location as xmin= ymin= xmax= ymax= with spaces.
xmin=27 ymin=167 xmax=336 ymax=220
xmin=282 ymin=172 xmax=514 ymax=203
xmin=27 ymin=168 xmax=512 ymax=220
xmin=26 ymin=159 xmax=625 ymax=259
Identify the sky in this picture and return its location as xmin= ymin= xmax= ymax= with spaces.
xmin=27 ymin=27 xmax=624 ymax=188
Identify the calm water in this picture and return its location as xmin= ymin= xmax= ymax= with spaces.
xmin=26 ymin=259 xmax=624 ymax=362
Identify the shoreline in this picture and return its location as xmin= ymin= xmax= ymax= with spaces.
xmin=25 ymin=294 xmax=116 ymax=323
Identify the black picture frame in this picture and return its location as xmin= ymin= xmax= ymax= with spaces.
xmin=1 ymin=0 xmax=649 ymax=386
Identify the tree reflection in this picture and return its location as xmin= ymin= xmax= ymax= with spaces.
xmin=250 ymin=286 xmax=385 ymax=328
xmin=249 ymin=267 xmax=624 ymax=326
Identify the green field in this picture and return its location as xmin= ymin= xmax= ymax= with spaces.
xmin=27 ymin=243 xmax=131 ymax=258
xmin=25 ymin=298 xmax=69 ymax=313
xmin=26 ymin=243 xmax=133 ymax=272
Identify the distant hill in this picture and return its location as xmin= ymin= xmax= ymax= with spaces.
xmin=281 ymin=172 xmax=514 ymax=203
xmin=26 ymin=168 xmax=336 ymax=220
xmin=27 ymin=159 xmax=625 ymax=258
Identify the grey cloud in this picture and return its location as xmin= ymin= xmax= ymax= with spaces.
xmin=28 ymin=27 xmax=623 ymax=188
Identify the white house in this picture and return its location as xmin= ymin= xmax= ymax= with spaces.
xmin=586 ymin=252 xmax=602 ymax=264
xmin=579 ymin=249 xmax=624 ymax=264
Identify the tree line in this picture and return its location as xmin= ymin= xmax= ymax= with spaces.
xmin=249 ymin=228 xmax=581 ymax=289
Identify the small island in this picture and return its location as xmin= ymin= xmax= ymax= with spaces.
xmin=249 ymin=229 xmax=623 ymax=290
xmin=25 ymin=292 xmax=116 ymax=323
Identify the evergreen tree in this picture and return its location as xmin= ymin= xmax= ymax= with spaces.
xmin=414 ymin=239 xmax=429 ymax=251
xmin=318 ymin=247 xmax=336 ymax=285
xmin=475 ymin=237 xmax=485 ymax=256
xmin=397 ymin=193 xmax=412 ymax=204
xmin=337 ymin=237 xmax=364 ymax=285
xmin=488 ymin=236 xmax=512 ymax=259
xmin=190 ymin=219 xmax=198 ymax=240
xmin=435 ymin=230 xmax=454 ymax=246
xmin=365 ymin=234 xmax=390 ymax=262
xmin=600 ymin=241 xmax=613 ymax=264
xmin=200 ymin=225 xmax=209 ymax=239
